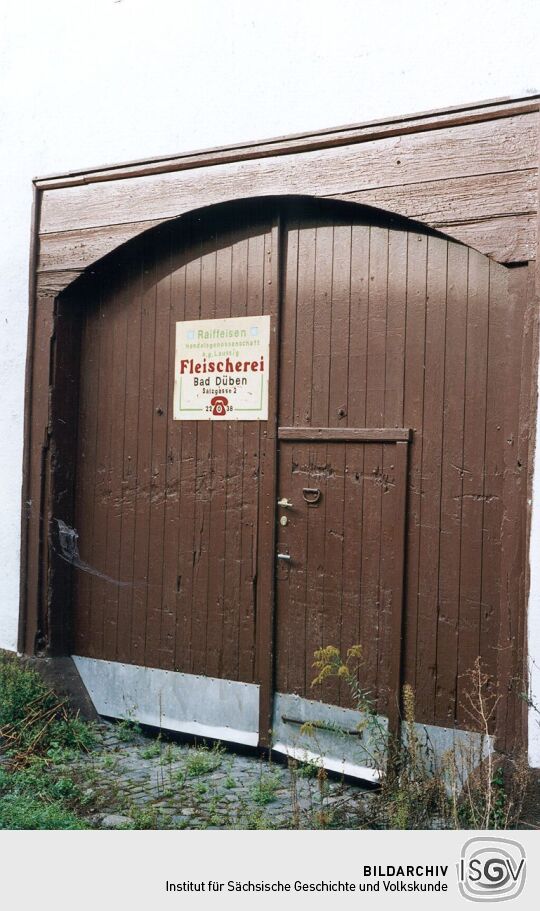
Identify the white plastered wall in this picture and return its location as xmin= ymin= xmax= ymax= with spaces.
xmin=1 ymin=0 xmax=539 ymax=758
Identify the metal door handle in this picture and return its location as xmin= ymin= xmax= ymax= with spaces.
xmin=302 ymin=487 xmax=321 ymax=505
xmin=277 ymin=497 xmax=293 ymax=508
xmin=277 ymin=553 xmax=291 ymax=562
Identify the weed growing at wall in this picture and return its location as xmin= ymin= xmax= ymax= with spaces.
xmin=184 ymin=743 xmax=224 ymax=778
xmin=0 ymin=649 xmax=533 ymax=830
xmin=0 ymin=651 xmax=95 ymax=829
xmin=303 ymin=645 xmax=530 ymax=830
xmin=0 ymin=651 xmax=96 ymax=763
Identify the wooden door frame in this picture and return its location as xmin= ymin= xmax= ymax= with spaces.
xmin=255 ymin=219 xmax=281 ymax=748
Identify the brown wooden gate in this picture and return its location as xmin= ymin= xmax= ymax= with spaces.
xmin=66 ymin=198 xmax=519 ymax=747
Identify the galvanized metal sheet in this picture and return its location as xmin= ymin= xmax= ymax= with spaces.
xmin=271 ymin=692 xmax=388 ymax=782
xmin=404 ymin=721 xmax=494 ymax=785
xmin=272 ymin=693 xmax=494 ymax=785
xmin=73 ymin=656 xmax=259 ymax=746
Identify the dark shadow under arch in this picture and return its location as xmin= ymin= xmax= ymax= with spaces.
xmin=60 ymin=194 xmax=455 ymax=303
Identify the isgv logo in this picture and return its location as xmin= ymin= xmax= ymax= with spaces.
xmin=458 ymin=837 xmax=526 ymax=902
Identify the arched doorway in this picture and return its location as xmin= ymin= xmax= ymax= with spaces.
xmin=50 ymin=197 xmax=517 ymax=773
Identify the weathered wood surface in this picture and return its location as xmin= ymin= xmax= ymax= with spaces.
xmin=24 ymin=190 xmax=534 ymax=740
xmin=278 ymin=427 xmax=411 ymax=441
xmin=34 ymin=96 xmax=540 ymax=190
xmin=38 ymin=221 xmax=165 ymax=273
xmin=37 ymin=113 xmax=538 ymax=277
xmin=435 ymin=214 xmax=536 ymax=263
xmin=496 ymin=264 xmax=537 ymax=752
xmin=36 ymin=270 xmax=84 ymax=294
xmin=335 ymin=169 xmax=537 ymax=224
xmin=22 ymin=291 xmax=55 ymax=655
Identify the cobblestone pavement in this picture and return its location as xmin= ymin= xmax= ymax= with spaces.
xmin=70 ymin=721 xmax=374 ymax=829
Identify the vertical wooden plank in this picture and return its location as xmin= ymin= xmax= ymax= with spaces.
xmin=221 ymin=236 xmax=246 ymax=681
xmin=161 ymin=249 xmax=186 ymax=671
xmin=304 ymin=442 xmax=329 ymax=703
xmin=339 ymin=442 xmax=365 ymax=706
xmin=130 ymin=237 xmax=157 ymax=666
xmin=23 ymin=289 xmax=56 ymax=654
xmin=277 ymin=221 xmax=298 ymax=429
xmin=102 ymin=262 xmax=130 ymax=661
xmin=387 ymin=441 xmax=409 ymax=735
xmin=402 ymin=232 xmax=428 ymax=694
xmin=321 ymin=224 xmax=350 ymax=704
xmin=321 ymin=443 xmax=346 ymax=708
xmin=514 ymin=263 xmax=537 ymax=749
xmin=363 ymin=226 xmax=387 ymax=704
xmin=158 ymin=227 xmax=183 ymax=670
xmin=275 ymin=442 xmax=298 ymax=694
xmin=175 ymin=232 xmax=200 ymax=673
xmin=328 ymin=224 xmax=351 ymax=428
xmin=72 ymin=298 xmax=100 ymax=656
xmin=205 ymin=242 xmax=231 ymax=679
xmin=310 ymin=224 xmax=337 ymax=702
xmin=256 ymin=221 xmax=279 ymax=746
xmin=379 ymin=230 xmax=408 ymax=715
xmin=497 ymin=264 xmax=530 ymax=748
xmin=285 ymin=224 xmax=316 ymax=698
xmin=343 ymin=224 xmax=370 ymax=698
xmin=48 ymin=291 xmax=82 ymax=655
xmin=88 ymin=278 xmax=113 ymax=659
xmin=238 ymin=230 xmax=267 ymax=683
xmin=415 ymin=237 xmax=447 ymax=721
xmin=384 ymin=230 xmax=408 ymax=427
xmin=329 ymin=225 xmax=352 ymax=706
xmin=456 ymin=250 xmax=490 ymax=719
xmin=189 ymin=245 xmax=214 ymax=674
xmin=227 ymin=239 xmax=245 ymax=682
xmin=434 ymin=243 xmax=469 ymax=725
xmin=144 ymin=246 xmax=173 ymax=670
xmin=365 ymin=226 xmax=387 ymax=426
xmin=292 ymin=226 xmax=316 ymax=427
xmin=274 ymin=221 xmax=298 ymax=694
xmin=175 ymin=230 xmax=201 ymax=673
xmin=311 ymin=224 xmax=333 ymax=427
xmin=223 ymin=228 xmax=268 ymax=684
xmin=347 ymin=223 xmax=370 ymax=428
xmin=477 ymin=258 xmax=506 ymax=717
xmin=116 ymin=260 xmax=143 ymax=665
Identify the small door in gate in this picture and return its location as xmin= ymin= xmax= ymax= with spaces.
xmin=272 ymin=432 xmax=409 ymax=777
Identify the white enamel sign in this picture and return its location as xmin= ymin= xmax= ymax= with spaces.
xmin=173 ymin=315 xmax=270 ymax=420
